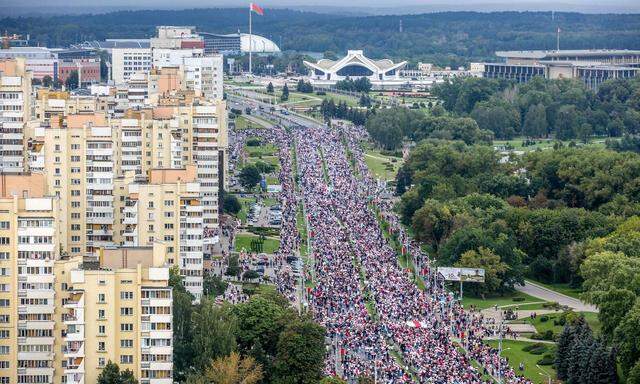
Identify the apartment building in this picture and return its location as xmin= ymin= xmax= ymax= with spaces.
xmin=56 ymin=243 xmax=172 ymax=384
xmin=44 ymin=113 xmax=116 ymax=257
xmin=0 ymin=173 xmax=60 ymax=384
xmin=0 ymin=58 xmax=31 ymax=173
xmin=113 ymin=166 xmax=204 ymax=300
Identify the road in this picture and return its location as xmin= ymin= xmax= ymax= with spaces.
xmin=516 ymin=280 xmax=598 ymax=313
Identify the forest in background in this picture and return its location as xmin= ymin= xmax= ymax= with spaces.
xmin=2 ymin=9 xmax=640 ymax=67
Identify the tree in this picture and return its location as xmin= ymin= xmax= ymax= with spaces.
xmin=190 ymin=299 xmax=238 ymax=371
xmin=188 ymin=352 xmax=263 ymax=384
xmin=169 ymin=266 xmax=195 ymax=381
xmin=281 ymin=83 xmax=289 ymax=101
xmin=42 ymin=75 xmax=53 ymax=88
xmin=204 ymin=274 xmax=229 ymax=297
xmin=522 ymin=103 xmax=547 ymax=138
xmin=267 ymin=82 xmax=274 ymax=94
xmin=65 ymin=70 xmax=79 ymax=90
xmin=239 ymin=165 xmax=262 ymax=191
xmin=273 ymin=320 xmax=326 ymax=384
xmin=98 ymin=361 xmax=122 ymax=384
xmin=97 ymin=361 xmax=139 ymax=384
xmin=613 ymin=302 xmax=640 ymax=374
xmin=455 ymin=247 xmax=508 ymax=297
xmin=320 ymin=377 xmax=347 ymax=384
xmin=411 ymin=199 xmax=459 ymax=252
xmin=223 ymin=193 xmax=242 ymax=215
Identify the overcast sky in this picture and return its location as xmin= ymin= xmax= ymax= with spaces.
xmin=2 ymin=0 xmax=639 ymax=14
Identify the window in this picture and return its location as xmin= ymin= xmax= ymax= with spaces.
xmin=0 ymin=222 xmax=9 ymax=229
xmin=0 ymin=330 xmax=8 ymax=338
xmin=98 ymin=309 xmax=105 ymax=319
xmin=98 ymin=358 xmax=106 ymax=368
xmin=97 ymin=294 xmax=105 ymax=303
xmin=120 ymin=291 xmax=133 ymax=300
xmin=0 ymin=238 xmax=9 ymax=245
xmin=120 ymin=355 xmax=133 ymax=364
xmin=121 ymin=339 xmax=133 ymax=348
xmin=0 ymin=253 xmax=7 ymax=260
xmin=120 ymin=323 xmax=133 ymax=331
xmin=0 ymin=346 xmax=8 ymax=355
xmin=120 ymin=307 xmax=133 ymax=316
xmin=98 ymin=325 xmax=106 ymax=335
xmin=0 ymin=300 xmax=9 ymax=307
xmin=98 ymin=342 xmax=105 ymax=351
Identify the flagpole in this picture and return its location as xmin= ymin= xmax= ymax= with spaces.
xmin=556 ymin=27 xmax=560 ymax=52
xmin=249 ymin=3 xmax=253 ymax=75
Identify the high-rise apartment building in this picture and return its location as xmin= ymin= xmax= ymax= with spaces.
xmin=43 ymin=113 xmax=116 ymax=257
xmin=56 ymin=243 xmax=172 ymax=384
xmin=114 ymin=166 xmax=204 ymax=300
xmin=0 ymin=58 xmax=31 ymax=173
xmin=0 ymin=173 xmax=60 ymax=384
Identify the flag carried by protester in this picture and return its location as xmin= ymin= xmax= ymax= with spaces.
xmin=250 ymin=2 xmax=264 ymax=15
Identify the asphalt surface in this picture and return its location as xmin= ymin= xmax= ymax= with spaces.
xmin=515 ymin=280 xmax=598 ymax=313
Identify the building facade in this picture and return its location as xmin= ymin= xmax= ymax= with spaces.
xmin=0 ymin=59 xmax=31 ymax=173
xmin=483 ymin=49 xmax=640 ymax=89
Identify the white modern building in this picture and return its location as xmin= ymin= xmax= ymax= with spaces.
xmin=111 ymin=48 xmax=152 ymax=85
xmin=303 ymin=50 xmax=407 ymax=88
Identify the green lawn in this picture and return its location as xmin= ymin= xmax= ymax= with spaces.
xmin=526 ymin=279 xmax=584 ymax=300
xmin=486 ymin=340 xmax=557 ymax=384
xmin=296 ymin=206 xmax=309 ymax=257
xmin=322 ymin=91 xmax=361 ymax=107
xmin=459 ymin=291 xmax=547 ymax=310
xmin=236 ymin=196 xmax=256 ymax=225
xmin=234 ymin=234 xmax=280 ymax=254
xmin=234 ymin=116 xmax=264 ymax=130
xmin=582 ymin=311 xmax=602 ymax=334
xmin=493 ymin=137 xmax=607 ymax=153
xmin=363 ymin=149 xmax=403 ymax=181
xmin=245 ymin=142 xmax=277 ymax=157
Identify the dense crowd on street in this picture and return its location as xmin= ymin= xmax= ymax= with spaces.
xmin=229 ymin=114 xmax=532 ymax=383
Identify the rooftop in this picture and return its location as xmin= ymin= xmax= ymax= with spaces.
xmin=496 ymin=49 xmax=640 ymax=59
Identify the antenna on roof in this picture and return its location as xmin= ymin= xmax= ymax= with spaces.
xmin=399 ymin=19 xmax=403 ymax=33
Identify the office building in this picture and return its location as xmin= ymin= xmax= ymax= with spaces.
xmin=111 ymin=48 xmax=153 ymax=85
xmin=483 ymin=49 xmax=640 ymax=89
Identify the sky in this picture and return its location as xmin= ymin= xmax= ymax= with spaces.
xmin=1 ymin=0 xmax=639 ymax=14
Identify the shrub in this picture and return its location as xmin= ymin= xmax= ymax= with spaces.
xmin=246 ymin=138 xmax=262 ymax=147
xmin=537 ymin=354 xmax=555 ymax=366
xmin=512 ymin=297 xmax=526 ymax=302
xmin=523 ymin=343 xmax=549 ymax=355
xmin=243 ymin=270 xmax=260 ymax=280
xmin=529 ymin=332 xmax=554 ymax=341
xmin=539 ymin=315 xmax=549 ymax=322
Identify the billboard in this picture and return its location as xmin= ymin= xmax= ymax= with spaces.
xmin=437 ymin=267 xmax=485 ymax=283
